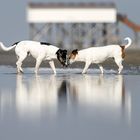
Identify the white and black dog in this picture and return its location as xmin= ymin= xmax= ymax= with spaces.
xmin=0 ymin=41 xmax=68 ymax=74
xmin=68 ymin=37 xmax=132 ymax=74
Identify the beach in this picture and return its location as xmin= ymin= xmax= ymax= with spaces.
xmin=0 ymin=66 xmax=140 ymax=140
xmin=0 ymin=48 xmax=140 ymax=140
xmin=0 ymin=49 xmax=140 ymax=68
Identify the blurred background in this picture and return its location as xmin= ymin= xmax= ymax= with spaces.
xmin=0 ymin=2 xmax=140 ymax=140
xmin=0 ymin=0 xmax=140 ymax=49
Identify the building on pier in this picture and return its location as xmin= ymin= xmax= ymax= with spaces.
xmin=27 ymin=2 xmax=119 ymax=49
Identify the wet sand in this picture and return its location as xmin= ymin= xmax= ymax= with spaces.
xmin=0 ymin=68 xmax=140 ymax=140
xmin=0 ymin=49 xmax=140 ymax=68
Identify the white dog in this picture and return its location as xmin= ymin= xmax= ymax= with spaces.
xmin=0 ymin=41 xmax=67 ymax=74
xmin=68 ymin=37 xmax=132 ymax=74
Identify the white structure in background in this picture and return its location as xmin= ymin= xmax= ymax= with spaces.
xmin=27 ymin=3 xmax=116 ymax=23
xmin=27 ymin=3 xmax=119 ymax=49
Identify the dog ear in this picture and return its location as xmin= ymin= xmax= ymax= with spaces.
xmin=63 ymin=50 xmax=67 ymax=54
xmin=56 ymin=49 xmax=62 ymax=55
xmin=72 ymin=49 xmax=78 ymax=55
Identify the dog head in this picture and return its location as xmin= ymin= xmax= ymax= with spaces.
xmin=56 ymin=49 xmax=68 ymax=67
xmin=68 ymin=49 xmax=78 ymax=65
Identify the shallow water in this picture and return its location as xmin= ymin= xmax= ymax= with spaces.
xmin=0 ymin=66 xmax=140 ymax=140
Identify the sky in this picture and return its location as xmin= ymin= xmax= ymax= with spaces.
xmin=0 ymin=0 xmax=139 ymax=45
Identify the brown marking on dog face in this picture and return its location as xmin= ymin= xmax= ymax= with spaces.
xmin=69 ymin=49 xmax=78 ymax=60
xmin=120 ymin=45 xmax=125 ymax=58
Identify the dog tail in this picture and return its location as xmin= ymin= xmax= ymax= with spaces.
xmin=0 ymin=42 xmax=17 ymax=51
xmin=124 ymin=37 xmax=132 ymax=49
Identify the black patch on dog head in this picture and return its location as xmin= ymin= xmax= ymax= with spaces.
xmin=12 ymin=41 xmax=20 ymax=46
xmin=56 ymin=49 xmax=68 ymax=66
xmin=40 ymin=42 xmax=52 ymax=46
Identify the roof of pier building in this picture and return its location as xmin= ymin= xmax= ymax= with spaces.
xmin=27 ymin=2 xmax=117 ymax=23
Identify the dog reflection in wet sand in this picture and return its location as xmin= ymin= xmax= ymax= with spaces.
xmin=69 ymin=75 xmax=125 ymax=105
xmin=68 ymin=37 xmax=132 ymax=74
xmin=16 ymin=75 xmax=61 ymax=118
xmin=68 ymin=75 xmax=131 ymax=122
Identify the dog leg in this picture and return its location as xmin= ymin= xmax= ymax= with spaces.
xmin=16 ymin=54 xmax=27 ymax=74
xmin=35 ymin=59 xmax=42 ymax=74
xmin=118 ymin=64 xmax=123 ymax=74
xmin=98 ymin=64 xmax=104 ymax=74
xmin=49 ymin=60 xmax=56 ymax=74
xmin=82 ymin=62 xmax=91 ymax=74
xmin=16 ymin=61 xmax=23 ymax=74
xmin=115 ymin=58 xmax=123 ymax=74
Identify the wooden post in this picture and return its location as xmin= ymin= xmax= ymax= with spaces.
xmin=102 ymin=23 xmax=107 ymax=45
